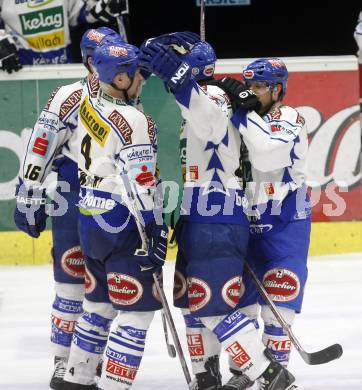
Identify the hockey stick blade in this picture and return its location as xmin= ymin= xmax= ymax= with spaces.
xmin=245 ymin=262 xmax=343 ymax=366
xmin=299 ymin=343 xmax=343 ymax=365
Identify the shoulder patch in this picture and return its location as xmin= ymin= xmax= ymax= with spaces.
xmin=59 ymin=89 xmax=83 ymax=121
xmin=44 ymin=87 xmax=60 ymax=110
xmin=108 ymin=110 xmax=133 ymax=145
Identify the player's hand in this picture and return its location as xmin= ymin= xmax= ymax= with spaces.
xmin=212 ymin=77 xmax=261 ymax=111
xmin=138 ymin=221 xmax=168 ymax=271
xmin=0 ymin=35 xmax=22 ymax=73
xmin=144 ymin=31 xmax=200 ymax=51
xmin=86 ymin=0 xmax=128 ymax=23
xmin=13 ymin=178 xmax=47 ymax=238
xmin=139 ymin=42 xmax=191 ymax=93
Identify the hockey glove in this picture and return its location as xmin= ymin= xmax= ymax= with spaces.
xmin=0 ymin=34 xmax=22 ymax=73
xmin=212 ymin=77 xmax=261 ymax=112
xmin=139 ymin=43 xmax=191 ymax=93
xmin=143 ymin=31 xmax=200 ymax=51
xmin=86 ymin=0 xmax=128 ymax=23
xmin=138 ymin=221 xmax=168 ymax=271
xmin=14 ymin=178 xmax=47 ymax=238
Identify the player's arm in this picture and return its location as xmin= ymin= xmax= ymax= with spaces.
xmin=231 ymin=107 xmax=306 ymax=172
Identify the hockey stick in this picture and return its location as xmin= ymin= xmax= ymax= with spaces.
xmin=120 ymin=173 xmax=192 ymax=386
xmin=200 ymin=0 xmax=206 ymax=41
xmin=244 ymin=262 xmax=343 ymax=365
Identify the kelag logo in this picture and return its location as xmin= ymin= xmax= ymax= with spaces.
xmin=19 ymin=6 xmax=64 ymax=35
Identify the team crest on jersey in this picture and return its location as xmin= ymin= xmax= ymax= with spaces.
xmin=80 ymin=96 xmax=110 ymax=146
xmin=221 ymin=276 xmax=244 ymax=307
xmin=173 ymin=270 xmax=187 ymax=300
xmin=61 ymin=246 xmax=85 ymax=278
xmin=85 ymin=267 xmax=97 ymax=294
xmin=107 ymin=273 xmax=143 ymax=306
xmin=188 ymin=277 xmax=211 ymax=312
xmin=263 ymin=268 xmax=300 ymax=302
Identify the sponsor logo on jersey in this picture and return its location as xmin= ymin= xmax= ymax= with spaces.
xmin=37 ymin=111 xmax=59 ymax=132
xmin=108 ymin=110 xmax=132 ymax=145
xmin=26 ymin=30 xmax=65 ymax=50
xmin=221 ymin=276 xmax=244 ymax=307
xmin=107 ymin=273 xmax=143 ymax=306
xmin=59 ymin=89 xmax=83 ymax=121
xmin=27 ymin=0 xmax=55 ymax=8
xmin=135 ymin=164 xmax=155 ymax=186
xmin=145 ymin=115 xmax=156 ymax=145
xmin=19 ymin=6 xmax=64 ymax=35
xmin=263 ymin=268 xmax=300 ymax=302
xmin=187 ymin=334 xmax=205 ymax=356
xmin=79 ymin=191 xmax=116 ymax=214
xmin=225 ymin=341 xmax=251 ymax=368
xmin=80 ymin=97 xmax=110 ymax=146
xmin=30 ymin=127 xmax=54 ymax=158
xmin=89 ymin=74 xmax=100 ymax=98
xmin=250 ymin=224 xmax=273 ymax=234
xmin=85 ymin=267 xmax=97 ymax=294
xmin=266 ymin=338 xmax=292 ymax=352
xmin=106 ymin=359 xmax=138 ymax=380
xmin=173 ymin=270 xmax=187 ymax=300
xmin=61 ymin=246 xmax=85 ymax=279
xmin=51 ymin=315 xmax=76 ymax=333
xmin=264 ymin=182 xmax=275 ymax=195
xmin=78 ymin=168 xmax=104 ymax=188
xmin=188 ymin=277 xmax=211 ymax=312
xmin=126 ymin=145 xmax=152 ymax=162
xmin=189 ymin=165 xmax=199 ymax=181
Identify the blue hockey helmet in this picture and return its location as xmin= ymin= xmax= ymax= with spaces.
xmin=92 ymin=42 xmax=139 ymax=84
xmin=243 ymin=58 xmax=288 ymax=96
xmin=182 ymin=41 xmax=217 ymax=81
xmin=80 ymin=27 xmax=118 ymax=65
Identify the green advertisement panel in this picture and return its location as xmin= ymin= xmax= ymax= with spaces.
xmin=0 ymin=70 xmax=183 ymax=231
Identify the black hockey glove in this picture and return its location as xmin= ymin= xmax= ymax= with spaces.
xmin=86 ymin=0 xmax=128 ymax=24
xmin=212 ymin=77 xmax=260 ymax=112
xmin=0 ymin=36 xmax=22 ymax=73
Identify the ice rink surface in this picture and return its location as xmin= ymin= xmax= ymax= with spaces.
xmin=0 ymin=252 xmax=362 ymax=390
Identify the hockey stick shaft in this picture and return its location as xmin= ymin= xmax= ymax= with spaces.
xmin=200 ymin=0 xmax=206 ymax=41
xmin=120 ymin=174 xmax=191 ymax=385
xmin=244 ymin=261 xmax=343 ymax=365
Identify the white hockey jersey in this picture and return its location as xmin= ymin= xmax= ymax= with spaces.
xmin=0 ymin=0 xmax=85 ymax=64
xmin=175 ymin=81 xmax=249 ymax=225
xmin=231 ymin=103 xmax=310 ymax=233
xmin=21 ymin=79 xmax=83 ymax=189
xmin=77 ymin=76 xmax=158 ymax=231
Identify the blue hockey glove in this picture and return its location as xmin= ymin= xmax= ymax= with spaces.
xmin=14 ymin=178 xmax=47 ymax=238
xmin=144 ymin=31 xmax=200 ymax=51
xmin=139 ymin=43 xmax=191 ymax=93
xmin=137 ymin=221 xmax=168 ymax=271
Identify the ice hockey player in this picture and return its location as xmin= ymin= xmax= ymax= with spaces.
xmin=0 ymin=0 xmax=126 ymax=71
xmin=61 ymin=40 xmax=168 ymax=390
xmin=13 ymin=26 xmax=119 ymax=390
xmin=139 ymin=37 xmax=303 ymax=390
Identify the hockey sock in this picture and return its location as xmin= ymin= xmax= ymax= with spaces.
xmin=98 ymin=311 xmax=155 ymax=390
xmin=201 ymin=309 xmax=269 ymax=381
xmin=182 ymin=309 xmax=221 ymax=375
xmin=64 ymin=300 xmax=116 ymax=386
xmin=261 ymin=305 xmax=295 ymax=367
xmin=51 ymin=283 xmax=84 ymax=358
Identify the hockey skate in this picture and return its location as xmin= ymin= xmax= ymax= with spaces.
xmin=49 ymin=356 xmax=67 ymax=390
xmin=222 ymin=368 xmax=254 ymax=390
xmin=191 ymin=355 xmax=222 ymax=390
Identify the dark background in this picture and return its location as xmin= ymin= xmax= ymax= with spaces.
xmin=71 ymin=0 xmax=361 ymax=61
